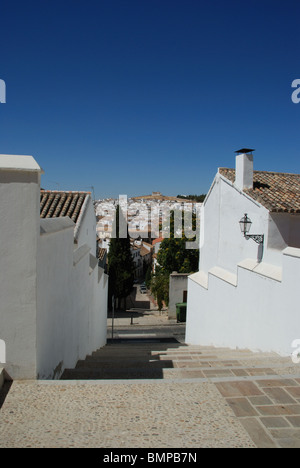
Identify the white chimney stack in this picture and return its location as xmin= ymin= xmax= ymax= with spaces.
xmin=235 ymin=148 xmax=254 ymax=190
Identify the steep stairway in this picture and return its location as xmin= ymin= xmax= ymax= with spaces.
xmin=60 ymin=339 xmax=300 ymax=381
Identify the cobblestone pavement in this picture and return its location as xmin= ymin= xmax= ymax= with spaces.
xmin=0 ymin=380 xmax=255 ymax=448
xmin=1 ymin=312 xmax=300 ymax=448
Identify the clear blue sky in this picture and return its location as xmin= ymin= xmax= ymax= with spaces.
xmin=1 ymin=0 xmax=300 ymax=198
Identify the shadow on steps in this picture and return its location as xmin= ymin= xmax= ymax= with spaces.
xmin=60 ymin=337 xmax=185 ymax=380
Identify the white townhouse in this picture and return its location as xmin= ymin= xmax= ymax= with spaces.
xmin=186 ymin=149 xmax=300 ymax=356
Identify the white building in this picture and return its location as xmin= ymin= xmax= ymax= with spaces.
xmin=186 ymin=149 xmax=300 ymax=356
xmin=168 ymin=272 xmax=189 ymax=320
xmin=0 ymin=155 xmax=108 ymax=380
xmin=131 ymin=241 xmax=143 ymax=279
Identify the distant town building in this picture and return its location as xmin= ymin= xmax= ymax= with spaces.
xmin=130 ymin=239 xmax=153 ymax=279
xmin=94 ymin=192 xmax=201 ymax=243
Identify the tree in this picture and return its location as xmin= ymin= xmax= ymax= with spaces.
xmin=156 ymin=237 xmax=199 ymax=274
xmin=107 ymin=205 xmax=135 ymax=310
xmin=156 ymin=210 xmax=199 ymax=275
xmin=150 ymin=210 xmax=199 ymax=308
xmin=145 ymin=264 xmax=152 ymax=289
xmin=150 ymin=268 xmax=170 ymax=312
xmin=177 ymin=194 xmax=206 ymax=203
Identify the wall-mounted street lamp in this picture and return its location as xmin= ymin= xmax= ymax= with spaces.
xmin=239 ymin=213 xmax=264 ymax=245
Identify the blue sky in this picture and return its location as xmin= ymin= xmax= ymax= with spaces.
xmin=1 ymin=0 xmax=300 ymax=198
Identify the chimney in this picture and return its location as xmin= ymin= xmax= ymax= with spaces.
xmin=235 ymin=148 xmax=254 ymax=190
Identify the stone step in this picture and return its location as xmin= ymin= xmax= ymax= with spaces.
xmin=61 ymin=367 xmax=167 ymax=380
xmin=167 ymin=350 xmax=279 ymax=357
xmin=76 ymin=359 xmax=173 ymax=369
xmin=94 ymin=343 xmax=186 ymax=352
xmin=158 ymin=355 xmax=292 ymax=365
xmin=102 ymin=344 xmax=286 ymax=356
xmin=91 ymin=347 xmax=169 ymax=355
xmin=90 ymin=350 xmax=289 ymax=366
xmin=78 ymin=354 xmax=294 ymax=372
xmin=91 ymin=349 xmax=264 ymax=359
xmin=61 ymin=365 xmax=289 ymax=381
xmin=61 ymin=342 xmax=297 ymax=382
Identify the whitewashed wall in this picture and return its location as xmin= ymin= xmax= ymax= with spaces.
xmin=200 ymin=174 xmax=271 ymax=275
xmin=186 ymin=172 xmax=300 ymax=356
xmin=75 ymin=196 xmax=97 ymax=256
xmin=186 ymin=247 xmax=300 ymax=356
xmin=0 ymin=155 xmax=108 ymax=380
xmin=168 ymin=273 xmax=189 ymax=320
xmin=37 ymin=219 xmax=108 ymax=379
xmin=0 ymin=159 xmax=41 ymax=379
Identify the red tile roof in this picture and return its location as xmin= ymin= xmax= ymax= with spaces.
xmin=40 ymin=190 xmax=91 ymax=224
xmin=219 ymin=168 xmax=300 ymax=213
xmin=152 ymin=237 xmax=164 ymax=245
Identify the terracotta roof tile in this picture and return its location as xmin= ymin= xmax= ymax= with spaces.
xmin=152 ymin=237 xmax=164 ymax=245
xmin=98 ymin=248 xmax=107 ymax=261
xmin=219 ymin=168 xmax=300 ymax=213
xmin=40 ymin=190 xmax=91 ymax=224
xmin=140 ymin=245 xmax=151 ymax=257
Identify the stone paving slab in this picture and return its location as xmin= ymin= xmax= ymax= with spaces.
xmin=3 ymin=373 xmax=300 ymax=448
xmin=59 ymin=335 xmax=300 ymax=448
xmin=2 ymin=325 xmax=300 ymax=449
xmin=215 ymin=377 xmax=300 ymax=448
xmin=0 ymin=380 xmax=255 ymax=448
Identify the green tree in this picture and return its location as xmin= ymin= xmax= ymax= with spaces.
xmin=145 ymin=264 xmax=152 ymax=289
xmin=150 ymin=268 xmax=170 ymax=312
xmin=150 ymin=210 xmax=199 ymax=307
xmin=107 ymin=205 xmax=135 ymax=310
xmin=157 ymin=237 xmax=199 ymax=274
xmin=177 ymin=194 xmax=206 ymax=203
xmin=157 ymin=210 xmax=199 ymax=274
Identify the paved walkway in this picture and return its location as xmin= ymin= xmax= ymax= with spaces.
xmin=1 ymin=312 xmax=300 ymax=448
xmin=0 ymin=379 xmax=256 ymax=448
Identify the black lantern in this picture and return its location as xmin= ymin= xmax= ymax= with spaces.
xmin=239 ymin=214 xmax=252 ymax=236
xmin=239 ymin=213 xmax=264 ymax=245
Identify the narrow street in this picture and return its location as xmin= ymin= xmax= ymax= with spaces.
xmin=60 ymin=285 xmax=187 ymax=380
xmin=107 ymin=284 xmax=186 ymax=343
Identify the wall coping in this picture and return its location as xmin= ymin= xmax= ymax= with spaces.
xmin=238 ymin=258 xmax=282 ymax=282
xmin=0 ymin=154 xmax=44 ymax=173
xmin=73 ymin=244 xmax=91 ymax=266
xmin=283 ymin=247 xmax=300 ymax=259
xmin=190 ymin=256 xmax=284 ymax=291
xmin=74 ymin=194 xmax=91 ymax=242
xmin=170 ymin=271 xmax=190 ymax=277
xmin=40 ymin=217 xmax=75 ymax=235
xmin=209 ymin=266 xmax=238 ymax=286
xmin=89 ymin=254 xmax=98 ymax=274
xmin=189 ymin=271 xmax=209 ymax=289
